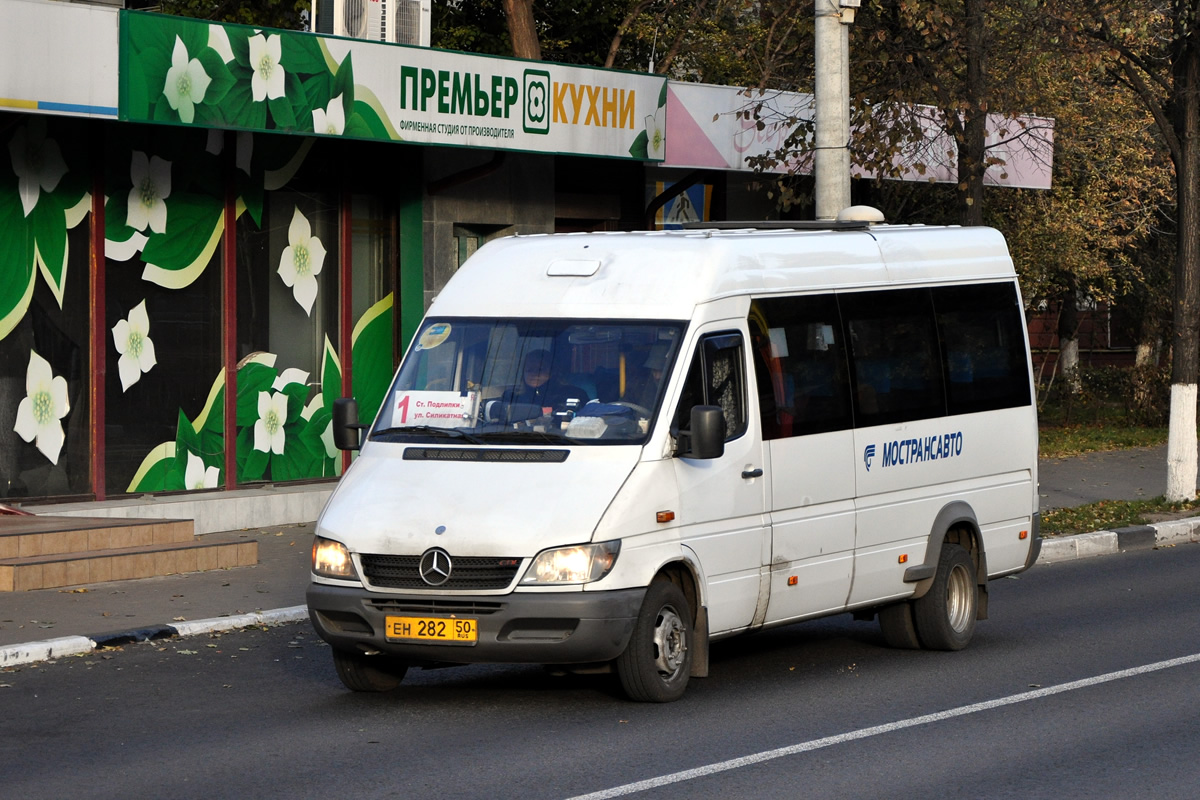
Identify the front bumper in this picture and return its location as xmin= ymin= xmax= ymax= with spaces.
xmin=307 ymin=582 xmax=646 ymax=665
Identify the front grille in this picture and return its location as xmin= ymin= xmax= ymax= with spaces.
xmin=360 ymin=554 xmax=522 ymax=590
xmin=367 ymin=599 xmax=505 ymax=615
xmin=403 ymin=447 xmax=569 ymax=463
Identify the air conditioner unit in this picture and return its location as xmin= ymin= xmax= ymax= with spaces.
xmin=312 ymin=0 xmax=431 ymax=47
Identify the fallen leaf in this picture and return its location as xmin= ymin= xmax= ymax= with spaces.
xmin=172 ymin=616 xmax=186 ymax=622
xmin=176 ymin=649 xmax=197 ymax=655
xmin=59 ymin=588 xmax=89 ymax=594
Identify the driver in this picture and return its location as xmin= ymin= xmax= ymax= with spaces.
xmin=504 ymin=350 xmax=588 ymax=416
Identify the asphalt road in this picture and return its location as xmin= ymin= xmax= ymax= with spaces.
xmin=3 ymin=544 xmax=1200 ymax=800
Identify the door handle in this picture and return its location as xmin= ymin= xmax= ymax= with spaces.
xmin=742 ymin=468 xmax=763 ymax=479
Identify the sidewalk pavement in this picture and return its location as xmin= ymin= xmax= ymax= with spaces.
xmin=3 ymin=446 xmax=1200 ymax=668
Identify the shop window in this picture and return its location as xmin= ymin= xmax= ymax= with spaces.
xmin=236 ymin=190 xmax=340 ymax=484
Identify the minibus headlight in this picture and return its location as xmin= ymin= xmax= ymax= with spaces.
xmin=521 ymin=540 xmax=621 ymax=585
xmin=312 ymin=536 xmax=358 ymax=580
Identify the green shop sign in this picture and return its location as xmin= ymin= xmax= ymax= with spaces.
xmin=118 ymin=11 xmax=667 ymax=161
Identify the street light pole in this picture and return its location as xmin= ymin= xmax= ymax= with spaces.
xmin=813 ymin=0 xmax=857 ymax=219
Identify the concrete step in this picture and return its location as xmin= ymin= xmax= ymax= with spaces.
xmin=0 ymin=534 xmax=259 ymax=592
xmin=0 ymin=516 xmax=195 ymax=559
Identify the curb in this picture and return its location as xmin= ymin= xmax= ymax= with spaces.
xmin=1036 ymin=517 xmax=1200 ymax=564
xmin=0 ymin=605 xmax=309 ymax=668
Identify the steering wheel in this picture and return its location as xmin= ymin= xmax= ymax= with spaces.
xmin=612 ymin=400 xmax=651 ymax=417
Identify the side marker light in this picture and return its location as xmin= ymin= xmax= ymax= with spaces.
xmin=1019 ymin=530 xmax=1029 ymax=540
xmin=898 ymin=554 xmax=908 ymax=564
xmin=787 ymin=576 xmax=798 ymax=586
xmin=656 ymin=511 xmax=675 ymax=523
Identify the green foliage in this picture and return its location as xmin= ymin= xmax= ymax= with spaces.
xmin=1038 ymin=364 xmax=1171 ymax=428
xmin=157 ymin=0 xmax=309 ymax=30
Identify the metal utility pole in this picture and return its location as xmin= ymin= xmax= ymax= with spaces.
xmin=813 ymin=0 xmax=858 ymax=219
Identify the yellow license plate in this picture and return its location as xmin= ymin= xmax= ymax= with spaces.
xmin=385 ymin=615 xmax=477 ymax=644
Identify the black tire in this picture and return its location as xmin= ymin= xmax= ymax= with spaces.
xmin=616 ymin=579 xmax=693 ymax=703
xmin=332 ymin=649 xmax=409 ymax=692
xmin=878 ymin=601 xmax=922 ymax=649
xmin=912 ymin=543 xmax=978 ymax=651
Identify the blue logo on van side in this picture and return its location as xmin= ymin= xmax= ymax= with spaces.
xmin=864 ymin=432 xmax=964 ymax=471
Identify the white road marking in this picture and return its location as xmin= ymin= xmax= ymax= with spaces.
xmin=565 ymin=652 xmax=1200 ymax=800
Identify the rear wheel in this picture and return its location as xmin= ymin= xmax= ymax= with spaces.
xmin=912 ymin=543 xmax=978 ymax=651
xmin=878 ymin=601 xmax=922 ymax=649
xmin=332 ymin=649 xmax=409 ymax=692
xmin=616 ymin=579 xmax=693 ymax=702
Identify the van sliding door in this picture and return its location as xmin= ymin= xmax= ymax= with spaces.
xmin=749 ymin=296 xmax=857 ymax=625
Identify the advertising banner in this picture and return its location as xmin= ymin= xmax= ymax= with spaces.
xmin=665 ymin=81 xmax=1053 ymax=189
xmin=118 ymin=11 xmax=667 ymax=161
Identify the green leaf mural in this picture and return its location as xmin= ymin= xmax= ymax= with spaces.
xmin=124 ymin=12 xmax=354 ymax=139
xmin=0 ymin=117 xmax=90 ymax=341
xmin=352 ymin=294 xmax=395 ymax=427
xmin=124 ymin=292 xmax=398 ymax=492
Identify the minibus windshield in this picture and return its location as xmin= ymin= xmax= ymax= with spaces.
xmin=372 ymin=318 xmax=685 ymax=445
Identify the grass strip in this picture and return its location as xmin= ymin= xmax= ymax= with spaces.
xmin=1039 ymin=425 xmax=1168 ymax=459
xmin=1041 ymin=496 xmax=1200 ymax=536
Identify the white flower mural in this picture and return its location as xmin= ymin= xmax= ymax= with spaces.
xmin=278 ymin=207 xmax=326 ymax=316
xmin=272 ymin=368 xmax=309 ymax=392
xmin=208 ymin=24 xmax=235 ymax=63
xmin=249 ymin=33 xmax=286 ymax=102
xmin=8 ymin=117 xmax=68 ymax=217
xmin=13 ymin=350 xmax=70 ymax=465
xmin=185 ymin=451 xmax=220 ymax=490
xmin=112 ymin=300 xmax=158 ymax=391
xmin=320 ymin=419 xmax=338 ymax=460
xmin=312 ymin=95 xmax=345 ymax=136
xmin=162 ymin=36 xmax=212 ymax=124
xmin=645 ymin=107 xmax=666 ymax=160
xmin=254 ymin=390 xmax=289 ymax=454
xmin=126 ymin=151 xmax=172 ymax=234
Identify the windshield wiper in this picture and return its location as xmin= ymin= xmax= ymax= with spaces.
xmin=471 ymin=429 xmax=571 ymax=444
xmin=371 ymin=425 xmax=485 ymax=444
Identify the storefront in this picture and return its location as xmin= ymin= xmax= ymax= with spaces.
xmin=0 ymin=4 xmax=665 ymax=505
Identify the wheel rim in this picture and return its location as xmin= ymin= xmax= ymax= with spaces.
xmin=945 ymin=563 xmax=974 ymax=633
xmin=652 ymin=604 xmax=687 ymax=679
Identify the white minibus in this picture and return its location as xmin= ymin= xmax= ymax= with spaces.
xmin=307 ymin=214 xmax=1041 ymax=702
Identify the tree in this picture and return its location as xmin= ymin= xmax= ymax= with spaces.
xmin=432 ymin=0 xmax=771 ymax=79
xmin=151 ymin=0 xmax=309 ymax=29
xmin=1047 ymin=3 xmax=1200 ymax=500
xmin=502 ymin=0 xmax=542 ymax=59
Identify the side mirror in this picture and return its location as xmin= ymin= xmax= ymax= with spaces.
xmin=332 ymin=398 xmax=363 ymax=451
xmin=687 ymin=405 xmax=725 ymax=459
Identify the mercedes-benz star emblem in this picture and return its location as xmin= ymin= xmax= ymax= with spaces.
xmin=419 ymin=547 xmax=452 ymax=586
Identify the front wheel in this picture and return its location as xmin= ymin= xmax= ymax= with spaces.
xmin=331 ymin=649 xmax=409 ymax=692
xmin=616 ymin=579 xmax=693 ymax=702
xmin=912 ymin=543 xmax=978 ymax=651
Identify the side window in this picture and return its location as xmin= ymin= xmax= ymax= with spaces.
xmin=934 ymin=282 xmax=1032 ymax=414
xmin=673 ymin=332 xmax=748 ymax=441
xmin=750 ymin=296 xmax=853 ymax=439
xmin=841 ymin=288 xmax=945 ymax=426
